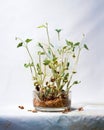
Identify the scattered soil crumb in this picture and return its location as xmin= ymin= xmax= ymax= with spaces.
xmin=18 ymin=105 xmax=37 ymax=113
xmin=18 ymin=106 xmax=24 ymax=109
xmin=78 ymin=107 xmax=84 ymax=111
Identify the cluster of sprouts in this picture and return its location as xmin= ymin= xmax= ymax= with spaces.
xmin=16 ymin=23 xmax=88 ymax=101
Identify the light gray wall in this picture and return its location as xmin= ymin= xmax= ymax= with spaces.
xmin=0 ymin=0 xmax=104 ymax=106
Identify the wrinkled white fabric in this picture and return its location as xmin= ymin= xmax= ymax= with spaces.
xmin=0 ymin=105 xmax=104 ymax=130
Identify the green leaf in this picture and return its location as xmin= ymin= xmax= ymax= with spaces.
xmin=66 ymin=40 xmax=73 ymax=47
xmin=38 ymin=51 xmax=45 ymax=55
xmin=17 ymin=42 xmax=23 ymax=48
xmin=37 ymin=63 xmax=40 ymax=68
xmin=72 ymin=71 xmax=77 ymax=74
xmin=38 ymin=42 xmax=43 ymax=48
xmin=84 ymin=44 xmax=89 ymax=50
xmin=67 ymin=62 xmax=70 ymax=68
xmin=37 ymin=25 xmax=46 ymax=28
xmin=63 ymin=73 xmax=69 ymax=82
xmin=63 ymin=46 xmax=67 ymax=50
xmin=73 ymin=81 xmax=78 ymax=84
xmin=43 ymin=59 xmax=50 ymax=65
xmin=48 ymin=48 xmax=51 ymax=55
xmin=53 ymin=56 xmax=57 ymax=62
xmin=24 ymin=63 xmax=29 ymax=68
xmin=24 ymin=63 xmax=33 ymax=68
xmin=25 ymin=39 xmax=32 ymax=43
xmin=73 ymin=81 xmax=81 ymax=84
xmin=74 ymin=42 xmax=80 ymax=46
xmin=55 ymin=29 xmax=61 ymax=33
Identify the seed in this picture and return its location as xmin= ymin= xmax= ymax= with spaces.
xmin=36 ymin=85 xmax=40 ymax=91
xmin=72 ymin=71 xmax=77 ymax=74
xmin=51 ymin=77 xmax=55 ymax=82
xmin=46 ymin=81 xmax=48 ymax=85
xmin=72 ymin=54 xmax=76 ymax=58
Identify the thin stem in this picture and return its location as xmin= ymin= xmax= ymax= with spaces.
xmin=45 ymin=23 xmax=54 ymax=56
xmin=25 ymin=45 xmax=37 ymax=76
xmin=74 ymin=47 xmax=81 ymax=68
xmin=29 ymin=63 xmax=34 ymax=78
xmin=58 ymin=33 xmax=60 ymax=41
xmin=46 ymin=23 xmax=51 ymax=45
xmin=42 ymin=47 xmax=50 ymax=58
xmin=67 ymin=47 xmax=81 ymax=91
xmin=39 ymin=54 xmax=42 ymax=83
xmin=16 ymin=37 xmax=37 ymax=77
xmin=42 ymin=65 xmax=46 ymax=84
xmin=66 ymin=74 xmax=73 ymax=91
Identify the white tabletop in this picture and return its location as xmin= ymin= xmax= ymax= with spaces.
xmin=0 ymin=104 xmax=104 ymax=130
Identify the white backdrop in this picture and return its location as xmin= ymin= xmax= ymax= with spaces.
xmin=0 ymin=0 xmax=104 ymax=106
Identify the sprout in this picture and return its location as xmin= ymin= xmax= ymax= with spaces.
xmin=16 ymin=23 xmax=88 ymax=101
